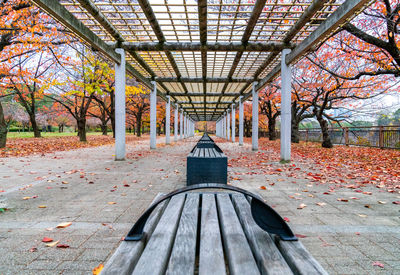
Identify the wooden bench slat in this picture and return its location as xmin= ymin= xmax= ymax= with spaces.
xmin=100 ymin=194 xmax=167 ymax=275
xmin=166 ymin=194 xmax=200 ymax=275
xmin=231 ymin=194 xmax=294 ymax=275
xmin=275 ymin=237 xmax=328 ymax=275
xmin=216 ymin=194 xmax=260 ymax=275
xmin=199 ymin=194 xmax=227 ymax=275
xmin=132 ymin=195 xmax=186 ymax=275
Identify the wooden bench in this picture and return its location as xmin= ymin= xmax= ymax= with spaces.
xmin=101 ymin=184 xmax=327 ymax=275
xmin=187 ymin=147 xmax=227 ymax=185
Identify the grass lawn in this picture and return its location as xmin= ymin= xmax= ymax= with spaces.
xmin=7 ymin=132 xmax=104 ymax=139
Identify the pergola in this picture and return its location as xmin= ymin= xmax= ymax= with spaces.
xmin=31 ymin=0 xmax=371 ymax=161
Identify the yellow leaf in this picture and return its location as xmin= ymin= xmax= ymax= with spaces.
xmin=38 ymin=205 xmax=47 ymax=208
xmin=56 ymin=222 xmax=72 ymax=228
xmin=45 ymin=240 xmax=59 ymax=247
xmin=93 ymin=263 xmax=104 ymax=275
xmin=108 ymin=202 xmax=116 ymax=205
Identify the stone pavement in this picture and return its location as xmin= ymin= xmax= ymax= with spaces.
xmin=0 ymin=135 xmax=399 ymax=274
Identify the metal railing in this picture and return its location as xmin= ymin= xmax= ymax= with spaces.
xmin=299 ymin=126 xmax=400 ymax=149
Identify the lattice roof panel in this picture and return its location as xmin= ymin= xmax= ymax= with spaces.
xmin=35 ymin=0 xmax=372 ymax=120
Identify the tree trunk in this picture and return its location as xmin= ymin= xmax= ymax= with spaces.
xmin=100 ymin=123 xmax=108 ymax=135
xmin=317 ymin=116 xmax=333 ymax=148
xmin=0 ymin=102 xmax=7 ymax=148
xmin=29 ymin=113 xmax=41 ymax=138
xmin=291 ymin=120 xmax=300 ymax=143
xmin=136 ymin=116 xmax=142 ymax=137
xmin=110 ymin=115 xmax=115 ymax=138
xmin=77 ymin=119 xmax=87 ymax=142
xmin=268 ymin=119 xmax=277 ymax=140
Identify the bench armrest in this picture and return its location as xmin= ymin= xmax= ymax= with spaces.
xmin=125 ymin=183 xmax=297 ymax=242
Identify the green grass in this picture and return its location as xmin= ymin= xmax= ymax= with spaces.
xmin=7 ymin=132 xmax=103 ymax=138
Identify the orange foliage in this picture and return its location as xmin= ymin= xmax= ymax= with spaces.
xmin=0 ymin=135 xmax=141 ymax=158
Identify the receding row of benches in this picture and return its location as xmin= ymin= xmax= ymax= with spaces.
xmin=187 ymin=133 xmax=227 ymax=185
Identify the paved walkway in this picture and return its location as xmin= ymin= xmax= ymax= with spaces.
xmin=0 ymin=135 xmax=399 ymax=274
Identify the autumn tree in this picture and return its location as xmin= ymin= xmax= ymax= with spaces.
xmin=312 ymin=1 xmax=400 ymax=80
xmin=157 ymin=102 xmax=166 ymax=135
xmin=126 ymin=84 xmax=150 ymax=137
xmin=4 ymin=50 xmax=63 ymax=137
xmin=243 ymin=102 xmax=252 ymax=137
xmin=259 ymin=83 xmax=281 ymax=140
xmin=293 ymin=53 xmax=392 ymax=148
xmin=0 ymin=0 xmax=70 ymax=146
xmin=47 ymin=47 xmax=109 ymax=141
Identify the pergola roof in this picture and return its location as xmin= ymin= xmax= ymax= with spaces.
xmin=32 ymin=0 xmax=371 ymax=121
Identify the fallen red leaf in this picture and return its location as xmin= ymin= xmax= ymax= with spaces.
xmin=42 ymin=237 xmax=53 ymax=243
xmin=372 ymin=261 xmax=384 ymax=268
xmin=56 ymin=244 xmax=70 ymax=248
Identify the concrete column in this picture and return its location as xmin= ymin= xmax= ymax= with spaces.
xmin=150 ymin=81 xmax=157 ymax=149
xmin=227 ymin=112 xmax=230 ymax=140
xmin=281 ymin=49 xmax=292 ymax=161
xmin=239 ymin=96 xmax=244 ymax=146
xmin=165 ymin=96 xmax=171 ymax=144
xmin=180 ymin=110 xmax=183 ymax=139
xmin=252 ymin=81 xmax=259 ymax=151
xmin=115 ymin=48 xmax=126 ymax=161
xmin=224 ymin=114 xmax=227 ymax=138
xmin=216 ymin=120 xmax=219 ymax=137
xmin=231 ymin=105 xmax=235 ymax=142
xmin=174 ymin=105 xmax=178 ymax=142
xmin=221 ymin=116 xmax=224 ymax=138
xmin=184 ymin=115 xmax=187 ymax=138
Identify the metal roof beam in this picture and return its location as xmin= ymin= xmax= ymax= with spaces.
xmin=198 ymin=0 xmax=207 ymax=119
xmin=249 ymin=0 xmax=331 ymax=87
xmin=116 ymin=42 xmax=292 ymax=52
xmin=255 ymin=0 xmax=371 ymax=92
xmin=154 ymin=77 xmax=254 ymax=83
xmin=138 ymin=0 xmax=197 ymax=119
xmin=30 ymin=0 xmax=152 ymax=87
xmin=177 ymin=101 xmax=233 ymax=104
xmin=214 ymin=0 xmax=267 ymax=113
xmin=285 ymin=0 xmax=370 ymax=65
xmin=73 ymin=0 xmax=181 ymax=105
xmin=170 ymin=93 xmax=239 ymax=97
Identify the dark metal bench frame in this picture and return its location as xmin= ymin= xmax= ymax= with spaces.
xmin=125 ymin=183 xmax=297 ymax=242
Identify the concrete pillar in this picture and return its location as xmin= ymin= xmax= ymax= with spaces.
xmin=224 ymin=114 xmax=227 ymax=139
xmin=281 ymin=49 xmax=292 ymax=161
xmin=227 ymin=112 xmax=230 ymax=140
xmin=174 ymin=105 xmax=178 ymax=142
xmin=165 ymin=96 xmax=171 ymax=144
xmin=216 ymin=120 xmax=220 ymax=137
xmin=115 ymin=48 xmax=126 ymax=161
xmin=221 ymin=116 xmax=224 ymax=138
xmin=252 ymin=81 xmax=259 ymax=151
xmin=184 ymin=115 xmax=187 ymax=138
xmin=150 ymin=81 xmax=157 ymax=149
xmin=231 ymin=105 xmax=235 ymax=142
xmin=239 ymin=96 xmax=244 ymax=146
xmin=180 ymin=110 xmax=183 ymax=139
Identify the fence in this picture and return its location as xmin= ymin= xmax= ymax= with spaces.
xmin=299 ymin=126 xmax=400 ymax=149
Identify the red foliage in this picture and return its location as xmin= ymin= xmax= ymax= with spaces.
xmin=0 ymin=135 xmax=141 ymax=158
